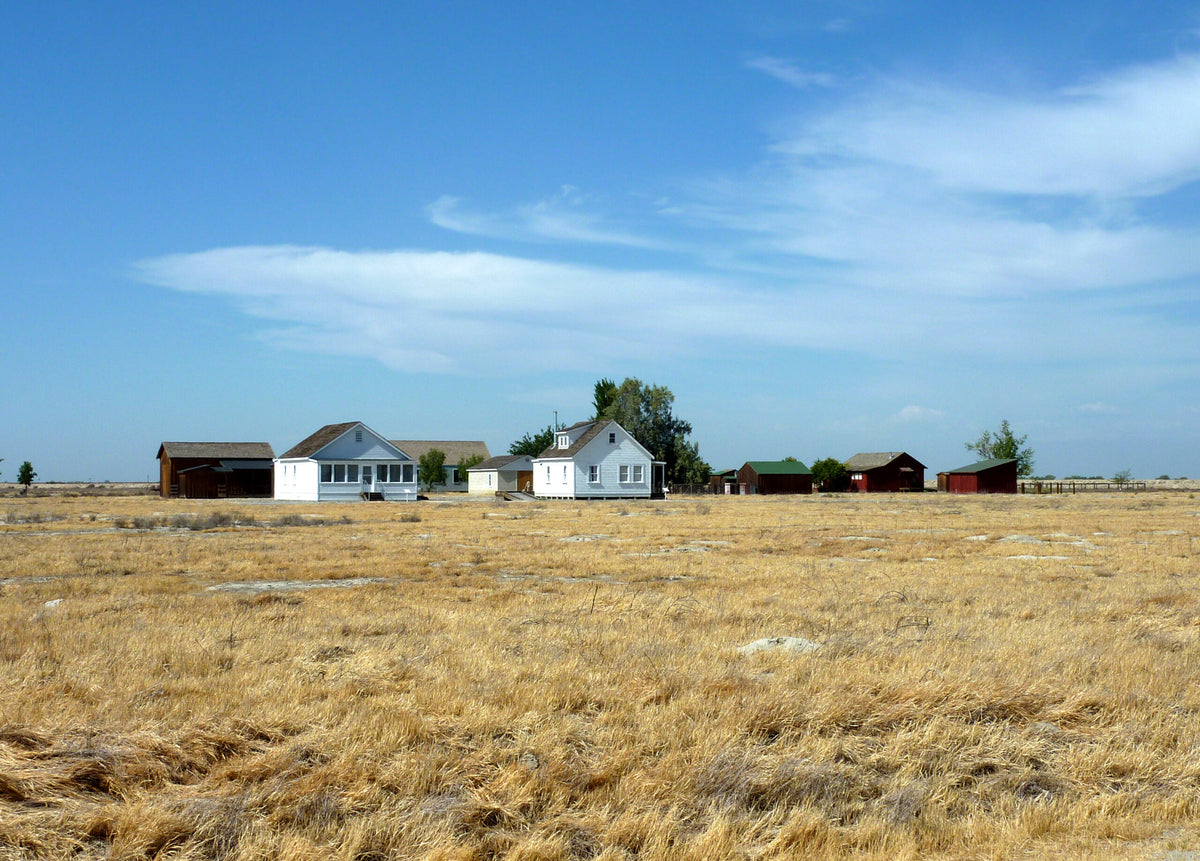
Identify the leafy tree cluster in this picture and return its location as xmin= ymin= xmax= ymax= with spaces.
xmin=417 ymin=449 xmax=446 ymax=492
xmin=810 ymin=457 xmax=849 ymax=492
xmin=965 ymin=419 xmax=1035 ymax=476
xmin=508 ymin=377 xmax=711 ymax=485
xmin=508 ymin=425 xmax=561 ymax=457
xmin=594 ymin=377 xmax=710 ymax=484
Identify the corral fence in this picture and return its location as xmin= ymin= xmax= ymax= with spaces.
xmin=1020 ymin=480 xmax=1147 ymax=494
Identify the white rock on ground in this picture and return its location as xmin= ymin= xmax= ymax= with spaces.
xmin=738 ymin=636 xmax=822 ymax=656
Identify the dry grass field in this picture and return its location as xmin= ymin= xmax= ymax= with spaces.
xmin=2 ymin=490 xmax=1199 ymax=860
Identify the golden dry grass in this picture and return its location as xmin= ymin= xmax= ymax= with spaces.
xmin=1 ymin=490 xmax=1199 ymax=859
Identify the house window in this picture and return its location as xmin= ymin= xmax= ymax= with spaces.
xmin=546 ymin=466 xmax=551 ymax=482
xmin=851 ymin=473 xmax=863 ymax=481
xmin=451 ymin=468 xmax=460 ymax=484
xmin=563 ymin=465 xmax=568 ymax=481
xmin=402 ymin=463 xmax=415 ymax=483
xmin=488 ymin=474 xmax=493 ymax=487
xmin=333 ymin=464 xmax=346 ymax=482
xmin=589 ymin=465 xmax=600 ymax=483
xmin=347 ymin=465 xmax=359 ymax=482
xmin=609 ymin=432 xmax=616 ymax=443
xmin=321 ymin=464 xmax=333 ymax=482
xmin=557 ymin=433 xmax=569 ymax=449
xmin=632 ymin=465 xmax=644 ymax=483
xmin=619 ymin=465 xmax=630 ymax=482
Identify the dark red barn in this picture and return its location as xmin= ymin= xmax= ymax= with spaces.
xmin=156 ymin=442 xmax=275 ymax=499
xmin=939 ymin=458 xmax=1018 ymax=494
xmin=844 ymin=452 xmax=926 ymax=492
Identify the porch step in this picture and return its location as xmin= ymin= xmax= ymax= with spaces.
xmin=360 ymin=491 xmax=385 ymax=501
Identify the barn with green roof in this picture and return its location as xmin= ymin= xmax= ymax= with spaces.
xmin=736 ymin=460 xmax=813 ymax=495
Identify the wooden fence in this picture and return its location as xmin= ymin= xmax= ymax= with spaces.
xmin=1019 ymin=480 xmax=1147 ymax=494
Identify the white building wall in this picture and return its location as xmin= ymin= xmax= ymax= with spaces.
xmin=274 ymin=460 xmax=320 ymax=501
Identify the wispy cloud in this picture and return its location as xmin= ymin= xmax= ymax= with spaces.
xmin=892 ymin=405 xmax=945 ymax=423
xmin=135 ymin=53 xmax=1200 ymax=388
xmin=428 ymin=187 xmax=675 ymax=250
xmin=746 ymin=55 xmax=837 ymax=89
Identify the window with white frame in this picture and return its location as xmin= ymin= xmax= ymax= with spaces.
xmin=619 ymin=465 xmax=630 ymax=482
xmin=546 ymin=466 xmax=551 ymax=482
xmin=557 ymin=433 xmax=569 ymax=448
xmin=609 ymin=432 xmax=616 ymax=443
xmin=402 ymin=463 xmax=415 ymax=483
xmin=562 ymin=465 xmax=568 ymax=482
xmin=589 ymin=465 xmax=600 ymax=483
xmin=632 ymin=464 xmax=644 ymax=483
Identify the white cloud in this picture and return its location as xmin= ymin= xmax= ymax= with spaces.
xmin=781 ymin=54 xmax=1200 ymax=198
xmin=428 ymin=187 xmax=675 ymax=250
xmin=746 ymin=56 xmax=836 ymax=89
xmin=892 ymin=405 xmax=945 ymax=423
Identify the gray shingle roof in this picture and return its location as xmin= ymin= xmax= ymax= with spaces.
xmin=391 ymin=440 xmax=492 ymax=463
xmin=536 ymin=420 xmax=610 ymax=459
xmin=158 ymin=442 xmax=275 ymax=460
xmin=278 ymin=422 xmax=360 ymax=460
xmin=844 ymin=452 xmax=926 ymax=471
xmin=469 ymin=454 xmax=532 ymax=472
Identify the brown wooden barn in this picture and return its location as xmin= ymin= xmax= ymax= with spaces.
xmin=938 ymin=458 xmax=1018 ymax=494
xmin=736 ymin=461 xmax=813 ymax=494
xmin=844 ymin=452 xmax=926 ymax=492
xmin=156 ymin=442 xmax=275 ymax=499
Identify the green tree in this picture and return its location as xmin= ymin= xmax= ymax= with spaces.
xmin=810 ymin=457 xmax=849 ymax=492
xmin=1112 ymin=468 xmax=1133 ymax=486
xmin=965 ymin=419 xmax=1035 ymax=476
xmin=17 ymin=461 xmax=36 ymax=493
xmin=457 ymin=453 xmax=485 ymax=483
xmin=418 ymin=449 xmax=446 ymax=492
xmin=598 ymin=377 xmax=704 ymax=485
xmin=508 ymin=424 xmax=561 ymax=457
xmin=672 ymin=437 xmax=712 ymax=485
xmin=592 ymin=378 xmax=617 ymax=420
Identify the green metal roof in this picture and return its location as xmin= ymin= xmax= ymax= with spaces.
xmin=743 ymin=460 xmax=812 ymax=475
xmin=944 ymin=457 xmax=1017 ymax=474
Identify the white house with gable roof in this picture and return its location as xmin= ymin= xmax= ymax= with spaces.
xmin=532 ymin=419 xmax=663 ymax=499
xmin=274 ymin=421 xmax=419 ymax=501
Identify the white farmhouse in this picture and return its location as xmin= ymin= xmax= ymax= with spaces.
xmin=274 ymin=421 xmax=419 ymax=501
xmin=467 ymin=454 xmax=534 ymax=495
xmin=532 ymin=420 xmax=663 ymax=500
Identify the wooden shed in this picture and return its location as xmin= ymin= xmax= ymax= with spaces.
xmin=736 ymin=461 xmax=813 ymax=495
xmin=156 ymin=442 xmax=275 ymax=499
xmin=938 ymin=458 xmax=1018 ymax=494
xmin=844 ymin=452 xmax=926 ymax=492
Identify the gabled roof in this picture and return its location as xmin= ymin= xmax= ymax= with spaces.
xmin=743 ymin=460 xmax=812 ymax=475
xmin=944 ymin=457 xmax=1017 ymax=474
xmin=537 ymin=419 xmax=620 ymax=459
xmin=845 ymin=452 xmax=926 ymax=471
xmin=158 ymin=442 xmax=275 ymax=460
xmin=279 ymin=422 xmax=361 ymax=460
xmin=469 ymin=454 xmax=532 ymax=472
xmin=391 ymin=440 xmax=491 ymax=463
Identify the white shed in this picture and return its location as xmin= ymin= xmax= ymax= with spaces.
xmin=532 ymin=420 xmax=663 ymax=500
xmin=274 ymin=421 xmax=418 ymax=501
xmin=467 ymin=454 xmax=534 ymax=495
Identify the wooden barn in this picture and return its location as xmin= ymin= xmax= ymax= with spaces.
xmin=938 ymin=458 xmax=1018 ymax=494
xmin=844 ymin=452 xmax=926 ymax=492
xmin=156 ymin=442 xmax=275 ymax=499
xmin=736 ymin=461 xmax=813 ymax=495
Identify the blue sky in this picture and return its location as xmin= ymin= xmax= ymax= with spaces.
xmin=3 ymin=2 xmax=1199 ymax=481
